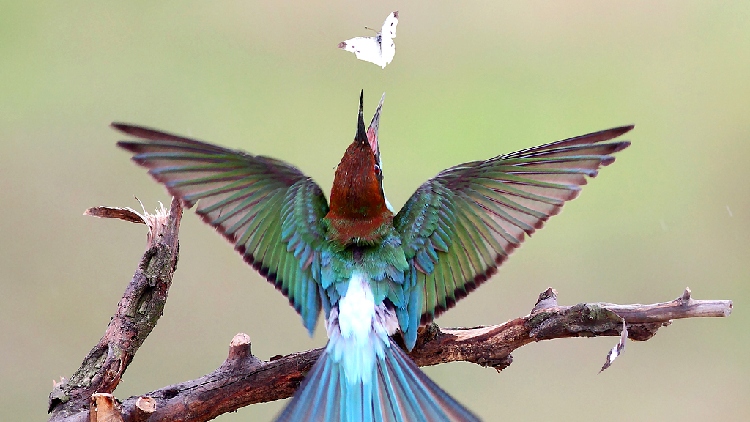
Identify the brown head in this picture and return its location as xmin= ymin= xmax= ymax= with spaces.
xmin=325 ymin=91 xmax=393 ymax=245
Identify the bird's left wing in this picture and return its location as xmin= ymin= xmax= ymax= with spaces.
xmin=114 ymin=123 xmax=329 ymax=334
xmin=394 ymin=126 xmax=633 ymax=348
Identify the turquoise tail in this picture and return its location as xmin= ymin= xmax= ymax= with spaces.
xmin=273 ymin=337 xmax=482 ymax=422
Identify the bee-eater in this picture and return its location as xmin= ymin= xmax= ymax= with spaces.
xmin=115 ymin=91 xmax=631 ymax=422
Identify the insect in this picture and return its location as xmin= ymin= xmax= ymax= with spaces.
xmin=338 ymin=11 xmax=399 ymax=68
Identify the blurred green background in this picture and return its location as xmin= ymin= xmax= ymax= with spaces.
xmin=2 ymin=1 xmax=748 ymax=421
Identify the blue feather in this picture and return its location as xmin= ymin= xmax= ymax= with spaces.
xmin=273 ymin=335 xmax=481 ymax=422
xmin=403 ymin=285 xmax=423 ymax=350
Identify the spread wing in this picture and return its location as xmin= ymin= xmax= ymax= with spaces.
xmin=338 ymin=36 xmax=385 ymax=67
xmin=114 ymin=123 xmax=329 ymax=334
xmin=338 ymin=11 xmax=399 ymax=69
xmin=380 ymin=11 xmax=399 ymax=39
xmin=394 ymin=126 xmax=633 ymax=347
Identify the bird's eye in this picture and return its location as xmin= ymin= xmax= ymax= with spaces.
xmin=374 ymin=164 xmax=383 ymax=180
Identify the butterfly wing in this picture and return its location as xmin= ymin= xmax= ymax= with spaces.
xmin=380 ymin=11 xmax=398 ymax=39
xmin=114 ymin=123 xmax=329 ymax=335
xmin=394 ymin=126 xmax=633 ymax=348
xmin=338 ymin=11 xmax=398 ymax=68
xmin=378 ymin=11 xmax=398 ymax=66
xmin=338 ymin=36 xmax=384 ymax=67
xmin=379 ymin=36 xmax=396 ymax=69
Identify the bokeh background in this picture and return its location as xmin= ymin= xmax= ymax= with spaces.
xmin=2 ymin=1 xmax=748 ymax=421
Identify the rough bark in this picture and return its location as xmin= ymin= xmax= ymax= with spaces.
xmin=47 ymin=199 xmax=732 ymax=422
xmin=48 ymin=199 xmax=182 ymax=422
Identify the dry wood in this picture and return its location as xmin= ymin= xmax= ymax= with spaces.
xmin=47 ymin=199 xmax=732 ymax=422
xmin=49 ymin=199 xmax=182 ymax=422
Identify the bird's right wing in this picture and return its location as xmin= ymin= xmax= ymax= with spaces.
xmin=394 ymin=126 xmax=633 ymax=348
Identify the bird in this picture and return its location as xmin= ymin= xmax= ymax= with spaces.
xmin=115 ymin=91 xmax=632 ymax=422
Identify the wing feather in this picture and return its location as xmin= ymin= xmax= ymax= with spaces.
xmin=395 ymin=126 xmax=633 ymax=345
xmin=115 ymin=123 xmax=328 ymax=334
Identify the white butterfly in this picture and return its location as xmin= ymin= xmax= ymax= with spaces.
xmin=338 ymin=11 xmax=399 ymax=69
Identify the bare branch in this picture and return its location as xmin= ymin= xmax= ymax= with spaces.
xmin=48 ymin=198 xmax=183 ymax=422
xmin=407 ymin=287 xmax=731 ymax=370
xmin=48 ymin=199 xmax=733 ymax=422
xmin=50 ymin=285 xmax=731 ymax=422
xmin=600 ymin=287 xmax=732 ymax=321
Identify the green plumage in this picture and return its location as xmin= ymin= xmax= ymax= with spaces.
xmin=393 ymin=127 xmax=632 ymax=332
xmin=115 ymin=124 xmax=329 ymax=334
xmin=115 ymin=119 xmax=632 ymax=348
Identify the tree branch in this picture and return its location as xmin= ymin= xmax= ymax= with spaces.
xmin=48 ymin=198 xmax=732 ymax=422
xmin=48 ymin=199 xmax=183 ymax=422
xmin=406 ymin=287 xmax=731 ymax=371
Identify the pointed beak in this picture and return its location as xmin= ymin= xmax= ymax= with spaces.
xmin=367 ymin=93 xmax=385 ymax=158
xmin=355 ymin=90 xmax=368 ymax=145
